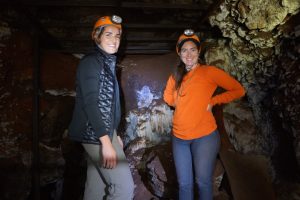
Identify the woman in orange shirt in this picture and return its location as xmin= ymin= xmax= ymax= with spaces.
xmin=163 ymin=29 xmax=245 ymax=200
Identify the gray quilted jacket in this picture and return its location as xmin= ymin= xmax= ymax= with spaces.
xmin=68 ymin=46 xmax=121 ymax=144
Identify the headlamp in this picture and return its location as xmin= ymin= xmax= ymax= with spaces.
xmin=184 ymin=29 xmax=195 ymax=36
xmin=92 ymin=15 xmax=122 ymax=40
xmin=176 ymin=28 xmax=201 ymax=54
xmin=111 ymin=15 xmax=122 ymax=24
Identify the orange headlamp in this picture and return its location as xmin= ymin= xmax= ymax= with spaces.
xmin=92 ymin=15 xmax=122 ymax=39
xmin=176 ymin=29 xmax=200 ymax=54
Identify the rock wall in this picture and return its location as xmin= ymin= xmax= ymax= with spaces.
xmin=206 ymin=0 xmax=300 ymax=198
xmin=0 ymin=8 xmax=85 ymax=199
xmin=0 ymin=12 xmax=33 ymax=200
xmin=207 ymin=0 xmax=300 ymax=164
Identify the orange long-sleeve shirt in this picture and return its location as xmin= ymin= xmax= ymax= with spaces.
xmin=163 ymin=64 xmax=245 ymax=140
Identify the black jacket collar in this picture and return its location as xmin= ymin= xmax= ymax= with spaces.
xmin=95 ymin=45 xmax=117 ymax=61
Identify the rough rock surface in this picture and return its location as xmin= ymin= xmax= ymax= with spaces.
xmin=207 ymin=1 xmax=300 ymax=198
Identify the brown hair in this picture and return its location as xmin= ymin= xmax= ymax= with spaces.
xmin=173 ymin=40 xmax=201 ymax=89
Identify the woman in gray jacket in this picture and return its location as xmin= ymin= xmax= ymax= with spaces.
xmin=68 ymin=15 xmax=134 ymax=200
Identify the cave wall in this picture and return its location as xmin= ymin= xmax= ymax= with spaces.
xmin=0 ymin=15 xmax=33 ymax=200
xmin=206 ymin=0 xmax=300 ymax=198
xmin=0 ymin=8 xmax=85 ymax=199
xmin=207 ymin=0 xmax=300 ymax=162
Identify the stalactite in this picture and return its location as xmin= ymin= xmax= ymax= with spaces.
xmin=124 ymin=104 xmax=173 ymax=147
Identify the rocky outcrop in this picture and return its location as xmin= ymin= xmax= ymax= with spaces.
xmin=207 ymin=1 xmax=300 ymax=198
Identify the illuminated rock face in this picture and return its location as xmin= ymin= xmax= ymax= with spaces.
xmin=119 ymin=53 xmax=176 ymax=198
xmin=124 ymin=103 xmax=173 ymax=146
xmin=118 ymin=52 xmax=177 ymax=146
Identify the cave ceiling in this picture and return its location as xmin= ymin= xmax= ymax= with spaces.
xmin=1 ymin=0 xmax=222 ymax=54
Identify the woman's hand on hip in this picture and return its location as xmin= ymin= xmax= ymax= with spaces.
xmin=207 ymin=103 xmax=213 ymax=112
xmin=99 ymin=135 xmax=117 ymax=169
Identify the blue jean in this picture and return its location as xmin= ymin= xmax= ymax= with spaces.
xmin=172 ymin=130 xmax=220 ymax=200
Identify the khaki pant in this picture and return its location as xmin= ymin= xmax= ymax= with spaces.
xmin=82 ymin=132 xmax=134 ymax=200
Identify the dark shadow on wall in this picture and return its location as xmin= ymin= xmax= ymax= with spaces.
xmin=269 ymin=109 xmax=300 ymax=182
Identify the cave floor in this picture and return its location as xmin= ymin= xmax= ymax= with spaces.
xmin=220 ymin=149 xmax=276 ymax=200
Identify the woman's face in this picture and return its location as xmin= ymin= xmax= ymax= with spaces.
xmin=96 ymin=25 xmax=121 ymax=54
xmin=179 ymin=41 xmax=200 ymax=71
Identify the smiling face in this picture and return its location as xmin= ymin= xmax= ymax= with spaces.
xmin=179 ymin=40 xmax=200 ymax=71
xmin=95 ymin=25 xmax=121 ymax=54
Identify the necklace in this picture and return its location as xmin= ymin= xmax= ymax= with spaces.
xmin=175 ymin=64 xmax=199 ymax=105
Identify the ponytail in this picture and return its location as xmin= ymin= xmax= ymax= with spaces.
xmin=173 ymin=61 xmax=187 ymax=90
